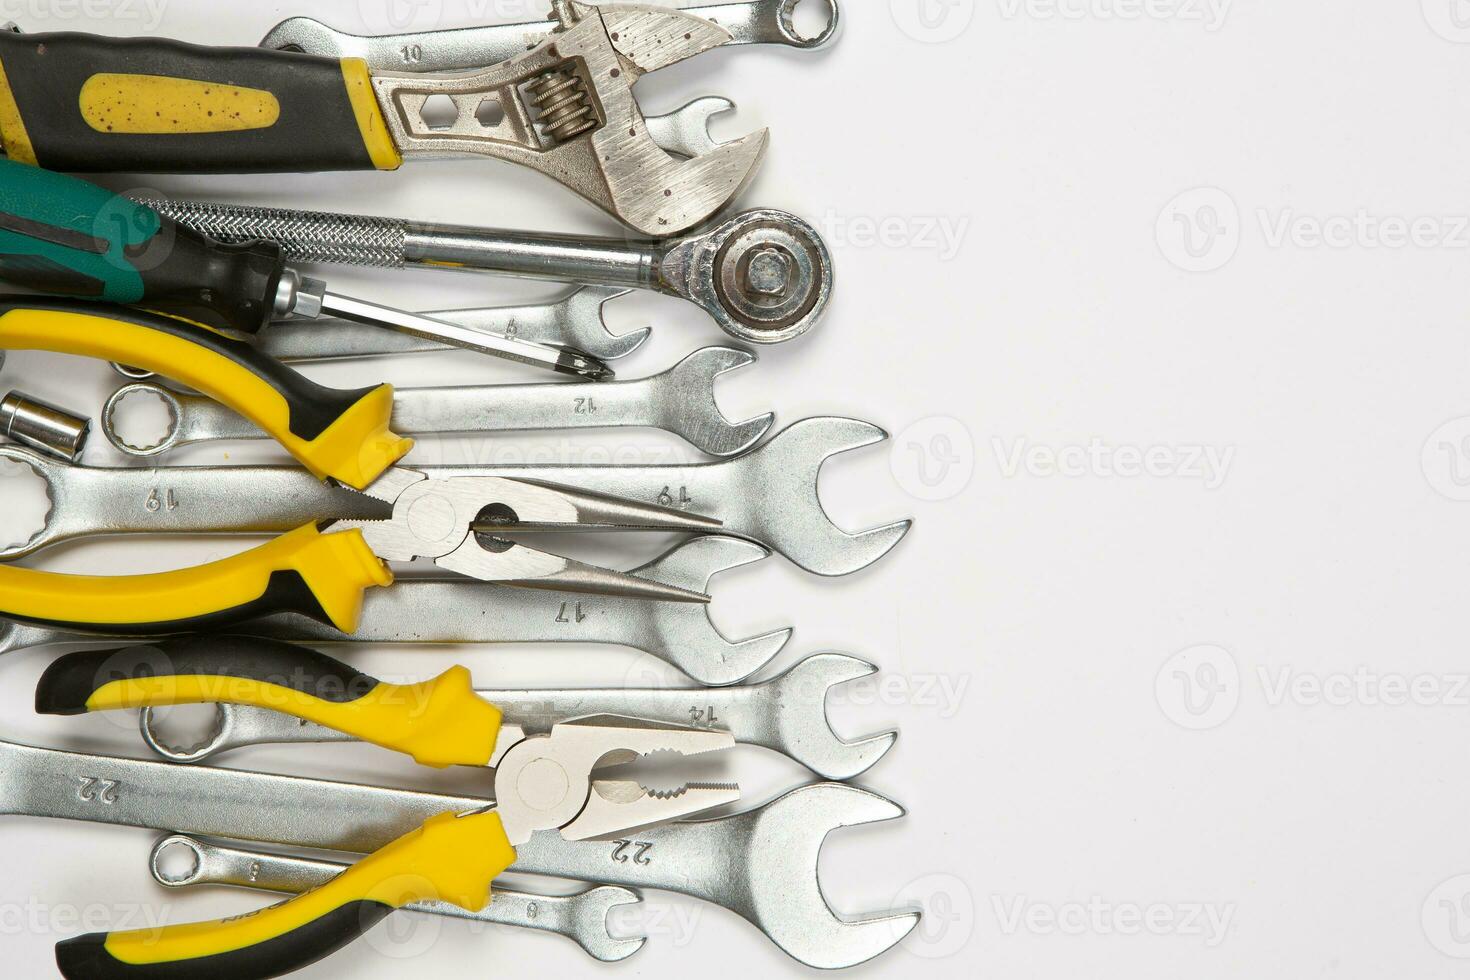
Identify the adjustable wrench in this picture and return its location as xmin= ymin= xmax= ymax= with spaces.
xmin=149 ymin=836 xmax=646 ymax=962
xmin=0 ymin=536 xmax=788 ymax=685
xmin=103 ymin=348 xmax=773 ymax=459
xmin=0 ymin=419 xmax=909 ymax=576
xmin=138 ymin=654 xmax=896 ymax=781
xmin=262 ymin=0 xmax=841 ymax=73
xmin=0 ymin=738 xmax=916 ymax=969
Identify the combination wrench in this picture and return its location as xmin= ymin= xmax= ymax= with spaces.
xmin=0 ymin=537 xmax=789 ymax=685
xmin=262 ymin=0 xmax=841 ymax=73
xmin=110 ymin=286 xmax=652 ymax=375
xmin=137 ymin=654 xmax=896 ymax=781
xmin=0 ymin=739 xmax=915 ymax=969
xmin=149 ymin=836 xmax=646 ymax=963
xmin=103 ymin=347 xmax=773 ymax=459
xmin=0 ymin=418 xmax=910 ymax=576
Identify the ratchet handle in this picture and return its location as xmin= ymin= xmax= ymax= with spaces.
xmin=0 ymin=159 xmax=287 ymax=334
xmin=37 ymin=637 xmax=503 ymax=768
xmin=55 ymin=809 xmax=514 ymax=980
xmin=0 ymin=299 xmax=411 ymax=487
xmin=0 ymin=30 xmax=401 ymax=175
xmin=0 ymin=523 xmax=391 ymax=635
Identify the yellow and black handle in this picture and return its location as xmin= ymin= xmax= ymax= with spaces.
xmin=55 ymin=808 xmax=515 ymax=980
xmin=0 ymin=298 xmax=410 ymax=487
xmin=38 ymin=637 xmax=504 ymax=769
xmin=0 ymin=29 xmax=401 ymax=176
xmin=0 ymin=523 xmax=391 ymax=636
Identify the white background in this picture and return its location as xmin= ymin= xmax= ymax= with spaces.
xmin=4 ymin=0 xmax=1470 ymax=977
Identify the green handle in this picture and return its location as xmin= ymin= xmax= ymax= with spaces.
xmin=0 ymin=159 xmax=285 ymax=333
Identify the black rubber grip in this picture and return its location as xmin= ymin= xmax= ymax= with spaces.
xmin=7 ymin=568 xmax=339 ymax=640
xmin=0 ymin=297 xmax=380 ymax=441
xmin=0 ymin=30 xmax=385 ymax=174
xmin=55 ymin=901 xmax=395 ymax=980
xmin=37 ymin=637 xmax=380 ymax=716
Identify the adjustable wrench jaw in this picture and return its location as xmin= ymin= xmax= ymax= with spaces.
xmin=370 ymin=4 xmax=767 ymax=236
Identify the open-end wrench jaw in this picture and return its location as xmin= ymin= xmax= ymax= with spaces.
xmin=370 ymin=4 xmax=768 ymax=236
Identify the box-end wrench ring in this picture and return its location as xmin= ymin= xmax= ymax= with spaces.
xmin=100 ymin=348 xmax=774 ymax=459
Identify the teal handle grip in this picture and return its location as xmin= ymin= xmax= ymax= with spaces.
xmin=0 ymin=160 xmax=284 ymax=333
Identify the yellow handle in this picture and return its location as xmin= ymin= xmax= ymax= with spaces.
xmin=43 ymin=639 xmax=503 ymax=768
xmin=0 ymin=303 xmax=411 ymax=489
xmin=56 ymin=810 xmax=514 ymax=979
xmin=0 ymin=524 xmax=391 ymax=634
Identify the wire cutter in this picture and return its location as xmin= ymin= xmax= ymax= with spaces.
xmin=37 ymin=638 xmax=739 ymax=980
xmin=0 ymin=2 xmax=767 ymax=235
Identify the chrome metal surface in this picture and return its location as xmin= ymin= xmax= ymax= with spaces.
xmin=366 ymin=5 xmax=766 ymax=236
xmin=101 ymin=348 xmax=772 ymax=458
xmin=0 ymin=737 xmax=914 ymax=969
xmin=141 ymin=654 xmax=897 ymax=780
xmin=0 ymin=538 xmax=789 ymax=684
xmin=0 ymin=391 xmax=89 ymax=462
xmin=145 ymin=200 xmax=834 ymax=345
xmin=0 ymin=419 xmax=910 ymax=576
xmin=315 ymin=290 xmax=612 ymax=380
xmin=260 ymin=0 xmax=840 ymax=72
xmin=150 ymin=836 xmax=646 ymax=962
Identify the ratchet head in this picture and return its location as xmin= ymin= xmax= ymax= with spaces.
xmin=659 ymin=209 xmax=834 ymax=345
xmin=494 ymin=715 xmax=738 ymax=845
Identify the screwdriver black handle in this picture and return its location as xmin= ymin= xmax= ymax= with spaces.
xmin=0 ymin=158 xmax=286 ymax=333
xmin=0 ymin=29 xmax=401 ymax=175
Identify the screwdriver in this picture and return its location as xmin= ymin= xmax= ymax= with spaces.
xmin=0 ymin=160 xmax=612 ymax=380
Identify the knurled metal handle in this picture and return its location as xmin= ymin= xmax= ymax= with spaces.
xmin=137 ymin=198 xmax=408 ymax=269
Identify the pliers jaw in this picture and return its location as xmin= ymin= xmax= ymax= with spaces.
xmin=493 ymin=715 xmax=739 ymax=846
xmin=339 ymin=469 xmax=722 ymax=604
